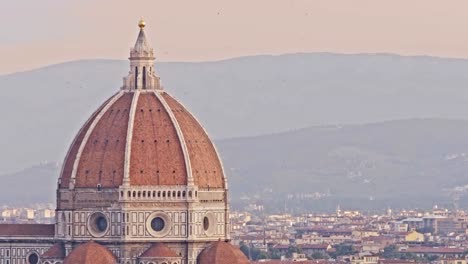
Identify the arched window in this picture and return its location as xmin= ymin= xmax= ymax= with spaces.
xmin=128 ymin=191 xmax=131 ymax=198
xmin=162 ymin=191 xmax=166 ymax=198
xmin=138 ymin=191 xmax=141 ymax=198
xmin=142 ymin=191 xmax=146 ymax=198
xmin=142 ymin=66 xmax=147 ymax=89
xmin=189 ymin=191 xmax=192 ymax=198
xmin=135 ymin=67 xmax=139 ymax=89
xmin=158 ymin=191 xmax=161 ymax=198
xmin=133 ymin=191 xmax=136 ymax=198
xmin=182 ymin=191 xmax=186 ymax=197
xmin=177 ymin=191 xmax=181 ymax=198
xmin=153 ymin=191 xmax=156 ymax=197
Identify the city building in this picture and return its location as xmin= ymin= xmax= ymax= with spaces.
xmin=0 ymin=20 xmax=248 ymax=264
xmin=404 ymin=231 xmax=424 ymax=243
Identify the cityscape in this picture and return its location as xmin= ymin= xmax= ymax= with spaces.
xmin=2 ymin=204 xmax=468 ymax=263
xmin=2 ymin=1 xmax=468 ymax=264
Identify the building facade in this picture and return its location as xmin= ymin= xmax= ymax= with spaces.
xmin=0 ymin=20 xmax=248 ymax=264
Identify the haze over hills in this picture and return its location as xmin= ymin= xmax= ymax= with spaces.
xmin=2 ymin=119 xmax=468 ymax=210
xmin=3 ymin=53 xmax=468 ymax=173
xmin=2 ymin=53 xmax=468 ymax=209
xmin=219 ymin=119 xmax=468 ymax=211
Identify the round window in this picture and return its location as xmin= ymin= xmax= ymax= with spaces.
xmin=96 ymin=216 xmax=108 ymax=232
xmin=203 ymin=216 xmax=210 ymax=231
xmin=203 ymin=212 xmax=217 ymax=235
xmin=151 ymin=217 xmax=165 ymax=231
xmin=28 ymin=253 xmax=39 ymax=264
xmin=146 ymin=212 xmax=171 ymax=237
xmin=88 ymin=212 xmax=109 ymax=237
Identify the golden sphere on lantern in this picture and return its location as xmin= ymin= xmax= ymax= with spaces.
xmin=138 ymin=19 xmax=146 ymax=29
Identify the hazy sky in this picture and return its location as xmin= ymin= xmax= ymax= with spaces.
xmin=1 ymin=0 xmax=468 ymax=74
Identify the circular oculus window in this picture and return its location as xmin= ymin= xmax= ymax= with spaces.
xmin=151 ymin=217 xmax=165 ymax=231
xmin=96 ymin=215 xmax=108 ymax=232
xmin=203 ymin=212 xmax=217 ymax=236
xmin=88 ymin=212 xmax=109 ymax=237
xmin=146 ymin=212 xmax=171 ymax=237
xmin=203 ymin=216 xmax=210 ymax=231
xmin=27 ymin=253 xmax=39 ymax=264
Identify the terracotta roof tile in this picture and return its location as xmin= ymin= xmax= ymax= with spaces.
xmin=198 ymin=241 xmax=249 ymax=264
xmin=252 ymin=261 xmax=347 ymax=264
xmin=75 ymin=93 xmax=133 ymax=188
xmin=42 ymin=243 xmax=65 ymax=259
xmin=63 ymin=241 xmax=116 ymax=264
xmin=139 ymin=243 xmax=178 ymax=258
xmin=404 ymin=247 xmax=464 ymax=254
xmin=60 ymin=95 xmax=115 ymax=189
xmin=59 ymin=91 xmax=225 ymax=190
xmin=130 ymin=93 xmax=187 ymax=185
xmin=300 ymin=244 xmax=330 ymax=250
xmin=0 ymin=224 xmax=54 ymax=237
xmin=163 ymin=93 xmax=225 ymax=188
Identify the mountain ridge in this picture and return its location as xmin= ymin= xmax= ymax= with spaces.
xmin=2 ymin=52 xmax=468 ymax=195
xmin=5 ymin=51 xmax=468 ymax=77
xmin=3 ymin=118 xmax=468 ymax=210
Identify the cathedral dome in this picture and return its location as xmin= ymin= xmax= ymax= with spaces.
xmin=54 ymin=22 xmax=230 ymax=263
xmin=140 ymin=242 xmax=178 ymax=258
xmin=63 ymin=241 xmax=116 ymax=264
xmin=58 ymin=22 xmax=226 ymax=191
xmin=198 ymin=241 xmax=249 ymax=264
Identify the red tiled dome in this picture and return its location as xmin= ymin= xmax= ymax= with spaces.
xmin=63 ymin=241 xmax=116 ymax=264
xmin=41 ymin=243 xmax=65 ymax=259
xmin=58 ymin=91 xmax=225 ymax=190
xmin=198 ymin=241 xmax=249 ymax=264
xmin=140 ymin=243 xmax=178 ymax=258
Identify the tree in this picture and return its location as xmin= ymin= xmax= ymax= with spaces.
xmin=287 ymin=245 xmax=302 ymax=257
xmin=239 ymin=241 xmax=269 ymax=261
xmin=416 ymin=227 xmax=434 ymax=234
xmin=381 ymin=245 xmax=399 ymax=259
xmin=381 ymin=245 xmax=420 ymax=261
xmin=330 ymin=243 xmax=356 ymax=258
xmin=268 ymin=247 xmax=282 ymax=259
xmin=240 ymin=242 xmax=250 ymax=259
xmin=311 ymin=252 xmax=327 ymax=259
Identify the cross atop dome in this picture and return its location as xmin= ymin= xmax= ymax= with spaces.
xmin=122 ymin=19 xmax=161 ymax=90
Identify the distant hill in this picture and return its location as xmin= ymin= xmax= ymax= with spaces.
xmin=2 ymin=119 xmax=468 ymax=210
xmin=0 ymin=162 xmax=60 ymax=205
xmin=3 ymin=53 xmax=468 ymax=172
xmin=218 ymin=119 xmax=468 ymax=210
